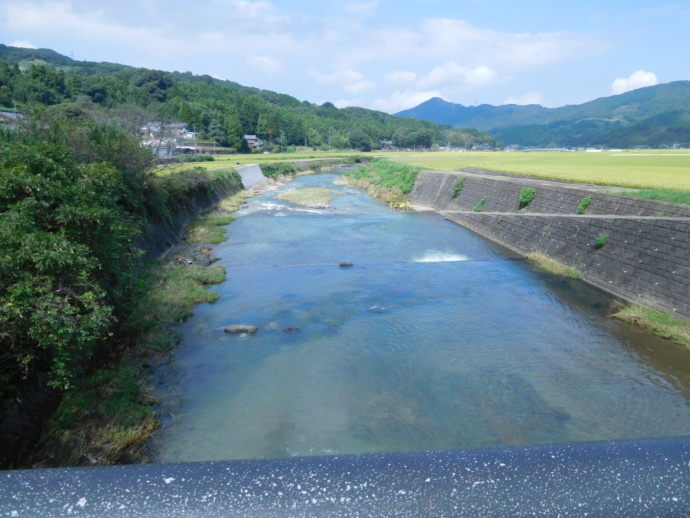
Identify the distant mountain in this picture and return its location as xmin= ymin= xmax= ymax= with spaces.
xmin=396 ymin=82 xmax=690 ymax=147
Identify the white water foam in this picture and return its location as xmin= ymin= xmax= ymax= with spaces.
xmin=414 ymin=251 xmax=469 ymax=263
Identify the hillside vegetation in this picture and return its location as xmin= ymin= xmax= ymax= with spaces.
xmin=0 ymin=45 xmax=498 ymax=152
xmin=0 ymin=114 xmax=242 ymax=467
xmin=396 ymin=82 xmax=690 ymax=148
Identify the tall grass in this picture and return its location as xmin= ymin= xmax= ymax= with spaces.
xmin=617 ymin=189 xmax=690 ymax=206
xmin=343 ymin=158 xmax=421 ymax=202
xmin=613 ymin=304 xmax=690 ymax=347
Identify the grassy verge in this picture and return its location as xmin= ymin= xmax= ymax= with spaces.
xmin=25 ymin=187 xmax=252 ymax=468
xmin=613 ymin=305 xmax=690 ymax=347
xmin=527 ymin=253 xmax=580 ymax=279
xmin=276 ymin=187 xmax=341 ymax=208
xmin=616 ymin=189 xmax=690 ymax=206
xmin=339 ymin=158 xmax=421 ymax=202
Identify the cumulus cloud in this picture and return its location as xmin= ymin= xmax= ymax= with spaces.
xmin=385 ymin=71 xmax=418 ymax=86
xmin=250 ymin=55 xmax=285 ymax=75
xmin=334 ymin=98 xmax=363 ymax=109
xmin=309 ymin=68 xmax=376 ymax=94
xmin=9 ymin=40 xmax=37 ymax=48
xmin=504 ymin=92 xmax=544 ymax=105
xmin=370 ymin=89 xmax=444 ymax=113
xmin=417 ymin=62 xmax=498 ymax=89
xmin=611 ymin=70 xmax=658 ymax=95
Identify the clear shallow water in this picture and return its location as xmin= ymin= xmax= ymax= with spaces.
xmin=153 ymin=172 xmax=690 ymax=463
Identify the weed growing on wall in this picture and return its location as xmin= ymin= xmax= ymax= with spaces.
xmin=519 ymin=187 xmax=536 ymax=208
xmin=473 ymin=196 xmax=487 ymax=212
xmin=452 ymin=176 xmax=466 ymax=198
xmin=577 ymin=196 xmax=592 ymax=214
xmin=594 ymin=234 xmax=607 ymax=248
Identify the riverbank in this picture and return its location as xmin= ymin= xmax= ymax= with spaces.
xmin=14 ymin=162 xmax=349 ymax=468
xmin=409 ymin=167 xmax=690 ymax=337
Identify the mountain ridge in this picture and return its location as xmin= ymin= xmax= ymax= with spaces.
xmin=396 ymin=81 xmax=690 ymax=147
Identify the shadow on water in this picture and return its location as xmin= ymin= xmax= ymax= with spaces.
xmin=151 ymin=172 xmax=690 ymax=463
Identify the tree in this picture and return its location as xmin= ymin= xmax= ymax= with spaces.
xmin=348 ymin=126 xmax=371 ymax=151
xmin=0 ymin=85 xmax=11 ymax=106
xmin=208 ymin=119 xmax=229 ymax=147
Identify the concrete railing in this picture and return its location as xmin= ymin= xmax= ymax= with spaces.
xmin=2 ymin=436 xmax=689 ymax=516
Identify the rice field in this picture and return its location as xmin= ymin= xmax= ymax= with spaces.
xmin=161 ymin=149 xmax=690 ymax=191
xmin=388 ymin=150 xmax=690 ymax=190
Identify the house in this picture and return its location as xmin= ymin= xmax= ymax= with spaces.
xmin=142 ymin=137 xmax=183 ymax=158
xmin=141 ymin=122 xmax=188 ymax=138
xmin=243 ymin=134 xmax=264 ymax=148
xmin=0 ymin=110 xmax=24 ymax=128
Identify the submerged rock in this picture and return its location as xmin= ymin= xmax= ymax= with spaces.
xmin=224 ymin=325 xmax=258 ymax=334
xmin=283 ymin=327 xmax=300 ymax=333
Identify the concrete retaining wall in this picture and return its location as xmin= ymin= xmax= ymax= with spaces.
xmin=411 ymin=170 xmax=690 ymax=322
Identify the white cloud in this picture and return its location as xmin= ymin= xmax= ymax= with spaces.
xmin=251 ymin=56 xmax=285 ymax=75
xmin=385 ymin=71 xmax=417 ymax=86
xmin=10 ymin=40 xmax=37 ymax=48
xmin=417 ymin=62 xmax=498 ymax=89
xmin=344 ymin=80 xmax=377 ymax=94
xmin=370 ymin=89 xmax=444 ymax=113
xmin=334 ymin=98 xmax=362 ymax=109
xmin=504 ymin=92 xmax=543 ymax=105
xmin=611 ymin=70 xmax=658 ymax=95
xmin=309 ymin=68 xmax=375 ymax=94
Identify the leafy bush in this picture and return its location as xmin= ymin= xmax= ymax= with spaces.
xmin=577 ymin=196 xmax=592 ymax=214
xmin=0 ymin=128 xmax=139 ymax=391
xmin=345 ymin=158 xmax=420 ymax=195
xmin=473 ymin=196 xmax=487 ymax=212
xmin=519 ymin=187 xmax=536 ymax=208
xmin=0 ymin=118 xmax=241 ymax=395
xmin=594 ymin=234 xmax=607 ymax=248
xmin=452 ymin=176 xmax=466 ymax=198
xmin=261 ymin=162 xmax=300 ymax=177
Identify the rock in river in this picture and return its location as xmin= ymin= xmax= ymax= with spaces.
xmin=224 ymin=325 xmax=258 ymax=334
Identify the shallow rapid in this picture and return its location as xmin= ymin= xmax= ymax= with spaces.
xmin=153 ymin=171 xmax=690 ymax=463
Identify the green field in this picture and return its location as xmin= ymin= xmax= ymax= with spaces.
xmin=387 ymin=150 xmax=690 ymax=190
xmin=162 ymin=149 xmax=690 ymax=191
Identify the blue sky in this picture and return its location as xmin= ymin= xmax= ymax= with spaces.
xmin=2 ymin=0 xmax=689 ymax=113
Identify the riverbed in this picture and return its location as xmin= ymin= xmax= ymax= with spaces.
xmin=153 ymin=171 xmax=690 ymax=463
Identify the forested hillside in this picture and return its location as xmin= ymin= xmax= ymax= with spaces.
xmin=0 ymin=44 xmax=497 ymax=151
xmin=395 ymin=82 xmax=690 ymax=148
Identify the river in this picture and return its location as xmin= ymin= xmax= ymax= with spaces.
xmin=153 ymin=170 xmax=690 ymax=463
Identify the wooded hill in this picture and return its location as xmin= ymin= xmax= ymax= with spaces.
xmin=0 ymin=44 xmax=497 ymax=151
xmin=395 ymin=82 xmax=690 ymax=148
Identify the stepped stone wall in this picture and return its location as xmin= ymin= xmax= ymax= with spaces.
xmin=411 ymin=170 xmax=690 ymax=322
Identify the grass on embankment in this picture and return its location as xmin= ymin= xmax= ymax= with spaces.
xmin=616 ymin=189 xmax=690 ymax=206
xmin=613 ymin=305 xmax=690 ymax=348
xmin=338 ymin=158 xmax=421 ymax=202
xmin=27 ymin=187 xmax=252 ymax=468
xmin=527 ymin=253 xmax=580 ymax=279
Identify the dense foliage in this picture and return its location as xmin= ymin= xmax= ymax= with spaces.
xmin=0 ymin=116 xmax=240 ymax=400
xmin=0 ymin=47 xmax=472 ymax=152
xmin=344 ymin=158 xmax=421 ymax=200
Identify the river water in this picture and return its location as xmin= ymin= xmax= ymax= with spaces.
xmin=153 ymin=171 xmax=690 ymax=463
